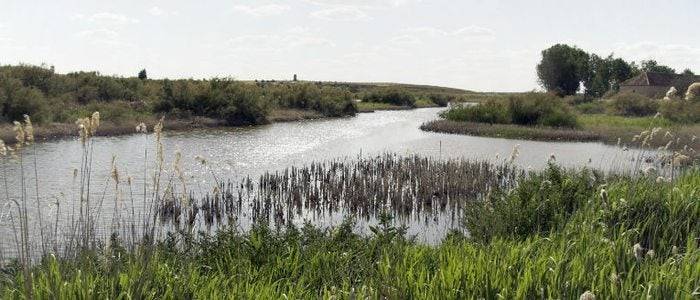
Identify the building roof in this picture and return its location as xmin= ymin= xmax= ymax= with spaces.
xmin=622 ymin=72 xmax=700 ymax=87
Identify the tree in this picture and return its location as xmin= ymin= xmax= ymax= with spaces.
xmin=138 ymin=69 xmax=148 ymax=80
xmin=681 ymin=68 xmax=695 ymax=76
xmin=641 ymin=60 xmax=675 ymax=74
xmin=536 ymin=44 xmax=590 ymax=96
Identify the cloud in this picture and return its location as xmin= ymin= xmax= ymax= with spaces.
xmin=310 ymin=6 xmax=369 ymax=21
xmin=148 ymin=6 xmax=179 ymax=17
xmin=225 ymin=27 xmax=335 ymax=53
xmin=304 ymin=0 xmax=420 ymax=8
xmin=75 ymin=29 xmax=134 ymax=47
xmin=232 ymin=4 xmax=290 ymax=17
xmin=389 ymin=35 xmax=421 ymax=45
xmin=612 ymin=42 xmax=700 ymax=70
xmin=73 ymin=12 xmax=139 ymax=25
xmin=405 ymin=25 xmax=495 ymax=41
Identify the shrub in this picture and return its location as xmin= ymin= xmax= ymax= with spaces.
xmin=0 ymin=75 xmax=49 ymax=122
xmin=658 ymin=100 xmax=700 ymax=123
xmin=440 ymin=101 xmax=509 ymax=124
xmin=441 ymin=93 xmax=579 ymax=128
xmin=606 ymin=93 xmax=659 ymax=117
xmin=362 ymin=88 xmax=416 ymax=107
xmin=574 ymin=101 xmax=605 ymax=114
xmin=426 ymin=93 xmax=454 ymax=107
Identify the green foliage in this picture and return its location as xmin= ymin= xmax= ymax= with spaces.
xmin=584 ymin=54 xmax=638 ymax=98
xmin=0 ymin=64 xmax=357 ymax=125
xmin=606 ymin=93 xmax=659 ymax=117
xmin=362 ymin=88 xmax=416 ymax=107
xmin=441 ymin=93 xmax=579 ymax=128
xmin=0 ymin=75 xmax=49 ymax=122
xmin=465 ymin=163 xmax=601 ymax=242
xmin=138 ymin=69 xmax=147 ymax=80
xmin=425 ymin=93 xmax=455 ymax=107
xmin=536 ymin=44 xmax=590 ymax=96
xmin=641 ymin=59 xmax=676 ymax=74
xmin=659 ymin=100 xmax=700 ymax=123
xmin=441 ymin=101 xmax=509 ymax=124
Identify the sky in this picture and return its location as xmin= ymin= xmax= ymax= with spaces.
xmin=0 ymin=0 xmax=698 ymax=92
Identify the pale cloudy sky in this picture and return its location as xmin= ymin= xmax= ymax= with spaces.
xmin=0 ymin=0 xmax=698 ymax=91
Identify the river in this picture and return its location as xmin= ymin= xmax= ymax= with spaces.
xmin=0 ymin=107 xmax=648 ymax=255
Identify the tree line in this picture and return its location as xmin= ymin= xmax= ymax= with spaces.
xmin=536 ymin=44 xmax=695 ymax=97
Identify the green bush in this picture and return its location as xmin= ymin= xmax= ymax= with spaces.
xmin=574 ymin=101 xmax=605 ymax=114
xmin=658 ymin=100 xmax=700 ymax=123
xmin=426 ymin=93 xmax=454 ymax=107
xmin=606 ymin=93 xmax=659 ymax=117
xmin=441 ymin=93 xmax=579 ymax=128
xmin=440 ymin=101 xmax=509 ymax=124
xmin=0 ymin=75 xmax=49 ymax=122
xmin=362 ymin=88 xmax=416 ymax=107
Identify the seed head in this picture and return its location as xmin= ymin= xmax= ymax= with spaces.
xmin=579 ymin=290 xmax=596 ymax=300
xmin=90 ymin=112 xmax=100 ymax=135
xmin=135 ymin=122 xmax=148 ymax=133
xmin=110 ymin=155 xmax=120 ymax=184
xmin=23 ymin=115 xmax=34 ymax=143
xmin=13 ymin=121 xmax=25 ymax=147
xmin=633 ymin=243 xmax=644 ymax=261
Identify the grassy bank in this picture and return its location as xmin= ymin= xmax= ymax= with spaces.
xmin=1 ymin=164 xmax=698 ymax=298
xmin=422 ymin=114 xmax=699 ymax=153
xmin=423 ymin=92 xmax=700 ymax=156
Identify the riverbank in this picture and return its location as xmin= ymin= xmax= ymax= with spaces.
xmin=422 ymin=114 xmax=700 ymax=155
xmin=0 ymin=108 xmax=339 ymax=142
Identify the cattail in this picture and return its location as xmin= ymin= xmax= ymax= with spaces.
xmin=13 ymin=121 xmax=25 ymax=147
xmin=664 ymin=140 xmax=673 ymax=150
xmin=673 ymin=154 xmax=690 ymax=166
xmin=508 ymin=144 xmax=520 ymax=163
xmin=686 ymin=82 xmax=700 ymax=100
xmin=600 ymin=188 xmax=608 ymax=208
xmin=23 ymin=115 xmax=34 ymax=143
xmin=579 ymin=291 xmax=596 ymax=300
xmin=135 ymin=122 xmax=148 ymax=133
xmin=110 ymin=155 xmax=119 ymax=184
xmin=633 ymin=243 xmax=644 ymax=261
xmin=90 ymin=112 xmax=100 ymax=135
xmin=664 ymin=86 xmax=677 ymax=101
xmin=76 ymin=117 xmax=92 ymax=145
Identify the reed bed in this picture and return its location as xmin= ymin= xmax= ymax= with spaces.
xmin=156 ymin=154 xmax=521 ymax=230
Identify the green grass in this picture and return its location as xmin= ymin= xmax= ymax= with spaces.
xmin=2 ymin=166 xmax=698 ymax=299
xmin=579 ymin=114 xmax=674 ymax=128
xmin=356 ymin=101 xmax=408 ymax=112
